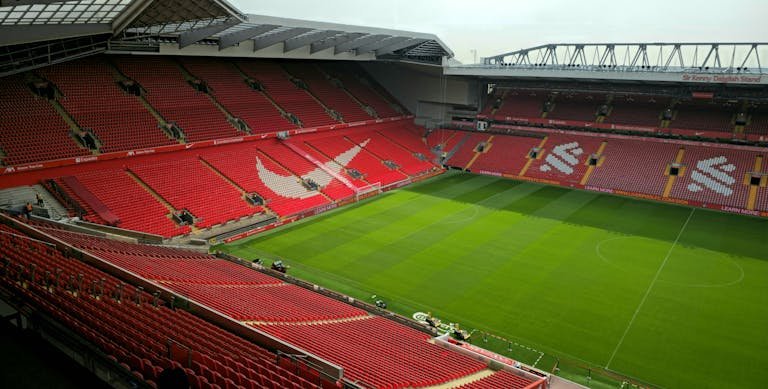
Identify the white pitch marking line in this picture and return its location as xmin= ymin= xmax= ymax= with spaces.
xmin=605 ymin=208 xmax=696 ymax=369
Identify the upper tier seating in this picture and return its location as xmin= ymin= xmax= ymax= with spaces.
xmin=479 ymin=91 xmax=504 ymax=117
xmin=181 ymin=58 xmax=297 ymax=134
xmin=199 ymin=144 xmax=329 ymax=216
xmin=547 ymin=93 xmax=605 ymax=122
xmin=671 ymin=100 xmax=735 ymax=132
xmin=669 ymin=146 xmax=759 ymax=208
xmin=604 ymin=95 xmax=669 ymax=127
xmin=0 ymin=75 xmax=88 ymax=166
xmin=0 ymin=223 xmax=315 ymax=389
xmin=524 ymin=133 xmax=605 ymax=184
xmin=39 ymin=58 xmax=174 ymax=153
xmin=469 ymin=135 xmax=543 ymax=175
xmin=282 ymin=62 xmax=372 ymax=123
xmin=323 ymin=63 xmax=402 ymax=118
xmin=744 ymin=106 xmax=768 ymax=136
xmin=236 ymin=60 xmax=337 ymax=128
xmin=586 ymin=139 xmax=679 ymax=195
xmin=67 ymin=168 xmax=189 ymax=237
xmin=257 ymin=317 xmax=489 ymax=388
xmin=114 ymin=56 xmax=239 ymax=142
xmin=129 ymin=156 xmax=260 ymax=228
xmin=493 ymin=91 xmax=546 ymax=121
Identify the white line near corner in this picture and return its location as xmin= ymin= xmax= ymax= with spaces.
xmin=605 ymin=208 xmax=696 ymax=369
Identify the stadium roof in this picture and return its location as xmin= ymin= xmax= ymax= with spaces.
xmin=447 ymin=42 xmax=768 ymax=85
xmin=0 ymin=0 xmax=452 ymax=77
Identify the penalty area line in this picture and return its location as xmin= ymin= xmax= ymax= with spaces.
xmin=604 ymin=208 xmax=696 ymax=369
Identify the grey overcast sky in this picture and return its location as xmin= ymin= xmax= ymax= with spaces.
xmin=229 ymin=0 xmax=767 ymax=63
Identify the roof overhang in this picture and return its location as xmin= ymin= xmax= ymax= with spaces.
xmin=0 ymin=1 xmax=453 ymax=76
xmin=134 ymin=13 xmax=453 ymax=63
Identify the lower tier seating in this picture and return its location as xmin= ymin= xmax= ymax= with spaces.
xmin=346 ymin=130 xmax=434 ymax=176
xmin=378 ymin=124 xmax=431 ymax=157
xmin=65 ymin=169 xmax=189 ymax=237
xmin=258 ymin=139 xmax=355 ymax=200
xmin=669 ymin=146 xmax=758 ymax=208
xmin=587 ymin=139 xmax=679 ymax=195
xmin=199 ymin=144 xmax=330 ymax=217
xmin=524 ymin=133 xmax=605 ymax=184
xmin=26 ymin=223 xmax=505 ymax=389
xmin=758 ymin=165 xmax=768 ymax=212
xmin=0 ymin=223 xmax=316 ymax=389
xmin=426 ymin=129 xmax=465 ymax=155
xmin=306 ymin=135 xmax=409 ymax=186
xmin=163 ymin=283 xmax=368 ymax=322
xmin=459 ymin=370 xmax=537 ymax=389
xmin=257 ymin=317 xmax=488 ymax=388
xmin=469 ymin=135 xmax=543 ymax=175
xmin=448 ymin=133 xmax=492 ymax=168
xmin=129 ymin=157 xmax=261 ymax=229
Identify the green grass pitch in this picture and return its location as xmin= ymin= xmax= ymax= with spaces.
xmin=218 ymin=172 xmax=768 ymax=388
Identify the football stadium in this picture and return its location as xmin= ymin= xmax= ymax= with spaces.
xmin=0 ymin=1 xmax=766 ymax=388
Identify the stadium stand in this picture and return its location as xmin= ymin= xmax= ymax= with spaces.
xmin=603 ymin=95 xmax=669 ymax=127
xmin=448 ymin=133 xmax=491 ymax=168
xmin=426 ymin=129 xmax=466 ymax=155
xmin=114 ymin=56 xmax=239 ymax=142
xmin=586 ymin=139 xmax=679 ymax=195
xmin=377 ymin=123 xmax=430 ymax=155
xmin=128 ymin=156 xmax=260 ymax=229
xmin=345 ymin=128 xmax=434 ymax=176
xmin=235 ymin=60 xmax=338 ymax=128
xmin=64 ymin=168 xmax=189 ymax=237
xmin=281 ymin=140 xmax=370 ymax=189
xmin=256 ymin=317 xmax=491 ymax=388
xmin=492 ymin=90 xmax=546 ymax=121
xmin=547 ymin=93 xmax=605 ymax=122
xmin=257 ymin=139 xmax=356 ymax=200
xmin=199 ymin=144 xmax=330 ymax=217
xmin=163 ymin=283 xmax=368 ymax=322
xmin=744 ymin=104 xmax=768 ymax=136
xmin=38 ymin=58 xmax=174 ymax=153
xmin=282 ymin=62 xmax=373 ymax=123
xmin=0 ymin=75 xmax=89 ymax=166
xmin=758 ymin=163 xmax=768 ymax=212
xmin=180 ymin=57 xmax=297 ymax=134
xmin=27 ymin=224 xmax=542 ymax=389
xmin=468 ymin=134 xmax=544 ymax=175
xmin=669 ymin=146 xmax=758 ymax=208
xmin=305 ymin=134 xmax=409 ymax=185
xmin=0 ymin=223 xmax=317 ymax=389
xmin=459 ymin=369 xmax=539 ymax=389
xmin=322 ymin=63 xmax=403 ymax=118
xmin=524 ymin=133 xmax=605 ymax=184
xmin=670 ymin=100 xmax=735 ymax=133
